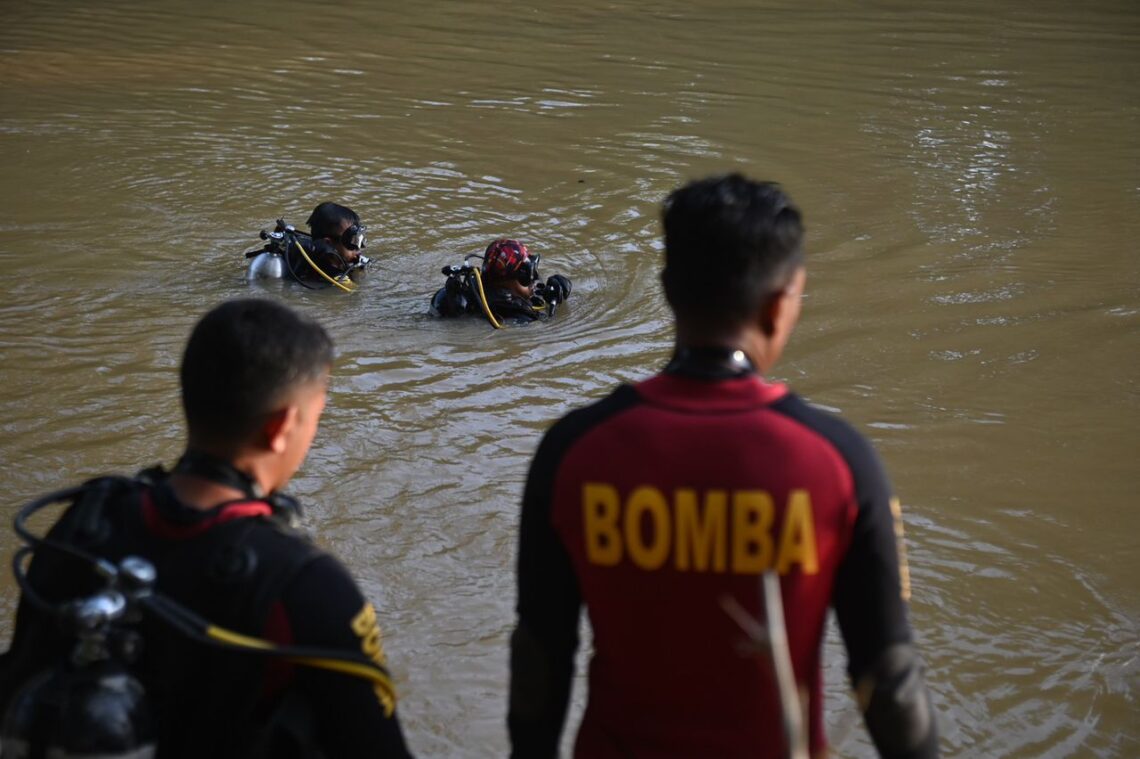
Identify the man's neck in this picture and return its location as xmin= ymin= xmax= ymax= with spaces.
xmin=673 ymin=323 xmax=771 ymax=375
xmin=666 ymin=344 xmax=757 ymax=379
xmin=167 ymin=474 xmax=249 ymax=512
xmin=168 ymin=449 xmax=269 ymax=511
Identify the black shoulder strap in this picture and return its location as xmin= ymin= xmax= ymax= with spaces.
xmin=134 ymin=500 xmax=327 ymax=753
xmin=53 ymin=475 xmax=143 ymax=547
xmin=207 ymin=517 xmax=326 ymax=629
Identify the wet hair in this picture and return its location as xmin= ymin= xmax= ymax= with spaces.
xmin=307 ymin=202 xmax=360 ymax=241
xmin=661 ymin=173 xmax=804 ymax=329
xmin=180 ymin=299 xmax=334 ymax=444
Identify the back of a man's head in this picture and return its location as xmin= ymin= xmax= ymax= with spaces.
xmin=307 ymin=202 xmax=359 ymax=240
xmin=662 ymin=174 xmax=804 ymax=329
xmin=180 ymin=298 xmax=334 ymax=447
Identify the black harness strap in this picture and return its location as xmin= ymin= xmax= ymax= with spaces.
xmin=9 ymin=469 xmax=327 ymax=757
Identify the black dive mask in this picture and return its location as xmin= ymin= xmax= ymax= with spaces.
xmin=515 ymin=254 xmax=541 ymax=286
xmin=341 ymin=224 xmax=366 ymax=251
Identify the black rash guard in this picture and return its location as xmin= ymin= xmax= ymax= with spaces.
xmin=285 ymin=238 xmax=355 ymax=284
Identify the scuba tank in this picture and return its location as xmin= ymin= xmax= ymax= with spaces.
xmin=244 ymin=219 xmax=370 ymax=288
xmin=1 ymin=558 xmax=158 ymax=759
xmin=247 ymin=251 xmax=285 ymax=280
xmin=244 ymin=221 xmax=302 ymax=282
xmin=3 ymin=470 xmax=397 ymax=757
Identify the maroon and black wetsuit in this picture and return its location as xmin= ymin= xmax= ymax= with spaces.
xmin=510 ymin=354 xmax=931 ymax=758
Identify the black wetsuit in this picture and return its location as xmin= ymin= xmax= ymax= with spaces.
xmin=0 ymin=471 xmax=413 ymax=758
xmin=284 ymin=239 xmax=358 ymax=285
xmin=430 ymin=275 xmax=570 ymax=324
xmin=485 ymin=289 xmax=550 ymax=322
xmin=509 ymin=350 xmax=937 ymax=758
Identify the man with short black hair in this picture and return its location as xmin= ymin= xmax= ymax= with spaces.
xmin=292 ymin=201 xmax=367 ymax=281
xmin=1 ymin=298 xmax=413 ymax=758
xmin=508 ymin=174 xmax=938 ymax=758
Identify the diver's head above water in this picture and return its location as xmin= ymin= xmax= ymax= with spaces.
xmin=430 ymin=237 xmax=571 ymax=325
xmin=307 ymin=201 xmax=366 ymax=266
xmin=481 ymin=238 xmax=541 ymax=298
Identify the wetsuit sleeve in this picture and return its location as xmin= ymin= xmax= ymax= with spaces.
xmin=279 ymin=554 xmax=414 ymax=758
xmin=828 ymin=433 xmax=938 ymax=758
xmin=830 ymin=439 xmax=911 ymax=677
xmin=509 ymin=426 xmax=582 ymax=758
xmin=772 ymin=393 xmax=936 ymax=756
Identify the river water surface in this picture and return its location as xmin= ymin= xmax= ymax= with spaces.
xmin=1 ymin=1 xmax=1138 ymax=756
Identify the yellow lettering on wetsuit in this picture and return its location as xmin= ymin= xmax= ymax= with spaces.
xmin=776 ymin=489 xmax=819 ymax=574
xmin=625 ymin=486 xmax=671 ymax=569
xmin=889 ymin=497 xmax=912 ymax=601
xmin=350 ymin=602 xmax=396 ymax=715
xmin=584 ymin=483 xmax=622 ymax=565
xmin=582 ymin=484 xmax=819 ymax=576
xmin=732 ymin=490 xmax=775 ymax=573
xmin=675 ymin=489 xmax=727 ymax=572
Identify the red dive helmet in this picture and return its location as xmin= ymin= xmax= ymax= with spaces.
xmin=481 ymin=239 xmax=540 ymax=285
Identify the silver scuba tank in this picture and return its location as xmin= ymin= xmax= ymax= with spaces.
xmin=1 ymin=586 xmax=157 ymax=759
xmin=247 ymin=251 xmax=285 ymax=280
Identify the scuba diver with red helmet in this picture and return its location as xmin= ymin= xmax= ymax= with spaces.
xmin=430 ymin=239 xmax=572 ymax=328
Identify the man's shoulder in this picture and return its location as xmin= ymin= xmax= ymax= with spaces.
xmin=37 ymin=474 xmax=147 ymax=544
xmin=279 ymin=550 xmax=364 ymax=612
xmin=528 ymin=385 xmax=643 ymax=474
xmin=771 ymin=393 xmax=876 ymax=454
xmin=225 ymin=513 xmax=330 ymax=576
xmin=770 ymin=392 xmax=891 ymax=493
xmin=546 ymin=384 xmax=641 ymax=441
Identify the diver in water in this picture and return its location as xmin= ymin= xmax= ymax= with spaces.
xmin=246 ymin=202 xmax=369 ymax=291
xmin=430 ymin=238 xmax=572 ymax=327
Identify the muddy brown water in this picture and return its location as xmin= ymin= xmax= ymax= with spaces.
xmin=1 ymin=1 xmax=1137 ymax=755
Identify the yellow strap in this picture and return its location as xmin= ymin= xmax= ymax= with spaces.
xmin=205 ymin=625 xmax=395 ymax=696
xmin=471 ymin=268 xmax=503 ymax=329
xmin=293 ymin=240 xmax=356 ymax=293
xmin=287 ymin=655 xmax=397 ymax=698
xmin=206 ymin=625 xmax=275 ymax=649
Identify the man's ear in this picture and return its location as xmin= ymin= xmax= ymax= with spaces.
xmin=262 ymin=405 xmax=299 ymax=454
xmin=758 ymin=268 xmax=807 ymax=339
xmin=757 ymin=291 xmax=783 ymax=337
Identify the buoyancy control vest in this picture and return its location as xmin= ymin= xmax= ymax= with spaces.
xmin=0 ymin=468 xmax=328 ymax=758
